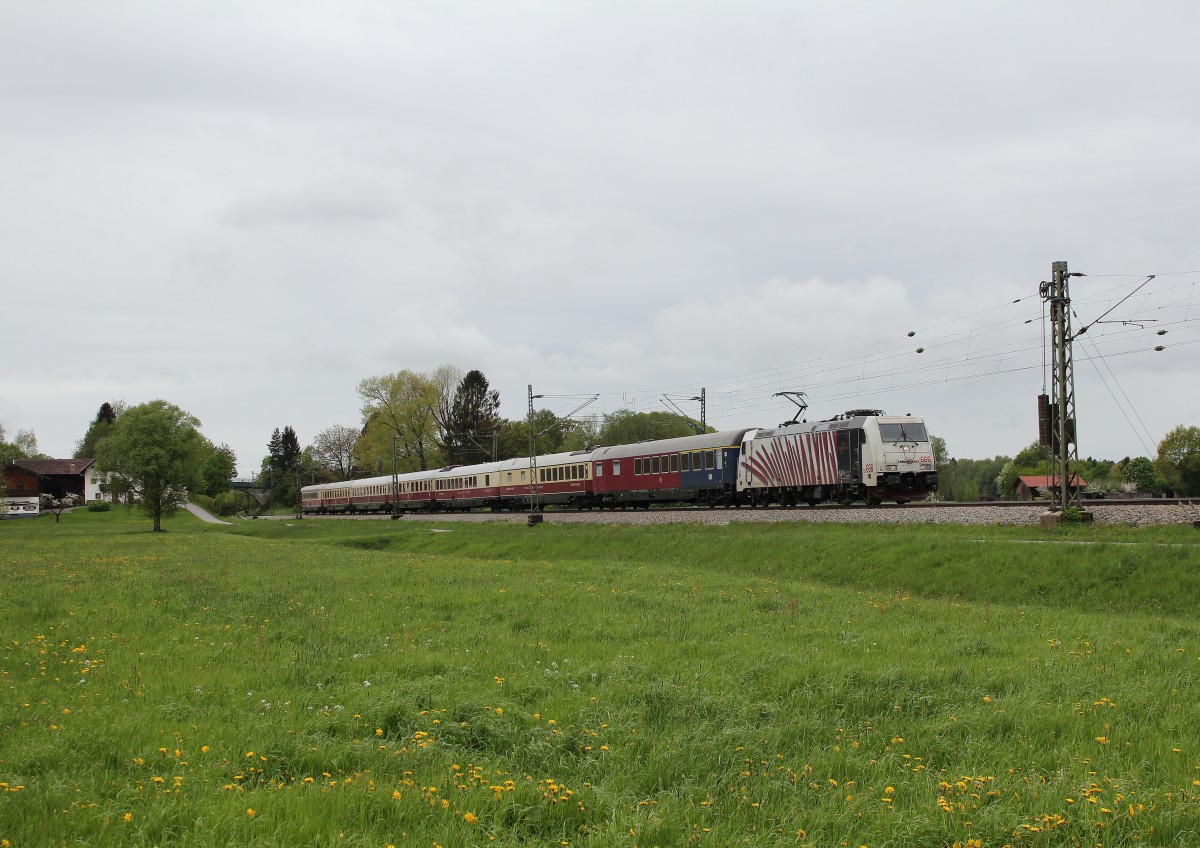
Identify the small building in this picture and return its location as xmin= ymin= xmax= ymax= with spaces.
xmin=1014 ymin=474 xmax=1086 ymax=501
xmin=2 ymin=458 xmax=111 ymax=503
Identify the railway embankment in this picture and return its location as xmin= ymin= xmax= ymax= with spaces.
xmin=292 ymin=502 xmax=1195 ymax=527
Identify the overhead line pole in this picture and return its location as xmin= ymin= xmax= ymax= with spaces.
xmin=527 ymin=385 xmax=543 ymax=523
xmin=1041 ymin=261 xmax=1082 ymax=512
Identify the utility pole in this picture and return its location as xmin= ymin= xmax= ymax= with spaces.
xmin=1040 ymin=261 xmax=1082 ymax=512
xmin=391 ymin=431 xmax=400 ymax=516
xmin=527 ymin=385 xmax=543 ymax=523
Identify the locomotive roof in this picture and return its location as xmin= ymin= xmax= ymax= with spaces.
xmin=753 ymin=414 xmax=925 ymax=440
xmin=591 ymin=428 xmax=755 ymax=460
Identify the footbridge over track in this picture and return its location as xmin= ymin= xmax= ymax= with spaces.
xmin=230 ymin=479 xmax=272 ymax=508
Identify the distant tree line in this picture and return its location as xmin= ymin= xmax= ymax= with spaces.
xmin=9 ymin=381 xmax=1198 ymax=529
xmin=246 ymin=365 xmax=709 ymax=508
xmin=932 ymin=430 xmax=1197 ymax=501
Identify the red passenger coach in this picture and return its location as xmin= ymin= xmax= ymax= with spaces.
xmin=591 ymin=429 xmax=753 ymax=508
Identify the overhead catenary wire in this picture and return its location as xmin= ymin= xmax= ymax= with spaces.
xmin=526 ymin=270 xmax=1200 ymax=442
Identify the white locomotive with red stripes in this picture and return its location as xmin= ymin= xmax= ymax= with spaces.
xmin=737 ymin=410 xmax=937 ymax=506
xmin=300 ymin=410 xmax=937 ymax=513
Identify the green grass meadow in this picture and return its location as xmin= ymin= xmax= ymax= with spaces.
xmin=2 ymin=509 xmax=1199 ymax=847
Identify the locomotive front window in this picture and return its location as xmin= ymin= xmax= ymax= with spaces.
xmin=879 ymin=422 xmax=929 ymax=443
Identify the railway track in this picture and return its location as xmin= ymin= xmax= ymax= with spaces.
xmin=283 ymin=498 xmax=1196 ymax=527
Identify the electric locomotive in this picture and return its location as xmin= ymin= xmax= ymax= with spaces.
xmin=737 ymin=410 xmax=938 ymax=506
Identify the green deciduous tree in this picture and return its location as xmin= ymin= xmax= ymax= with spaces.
xmin=1121 ymin=456 xmax=1160 ymax=494
xmin=598 ymin=410 xmax=703 ymax=445
xmin=1156 ymin=425 xmax=1200 ymax=496
xmin=94 ymin=400 xmax=209 ymax=531
xmin=200 ymin=443 xmax=238 ymax=496
xmin=356 ymin=371 xmax=445 ymax=474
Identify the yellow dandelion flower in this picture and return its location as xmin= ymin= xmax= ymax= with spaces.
xmin=464 ymin=812 xmax=478 ymax=825
xmin=123 ymin=812 xmax=133 ymax=822
xmin=246 ymin=808 xmax=256 ymax=817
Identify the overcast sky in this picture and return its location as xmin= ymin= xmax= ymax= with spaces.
xmin=3 ymin=1 xmax=1198 ymax=475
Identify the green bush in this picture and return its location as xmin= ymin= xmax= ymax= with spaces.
xmin=86 ymin=500 xmax=111 ymax=512
xmin=190 ymin=493 xmax=218 ymax=513
xmin=212 ymin=490 xmax=242 ymax=516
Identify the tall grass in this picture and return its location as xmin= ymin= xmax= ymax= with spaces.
xmin=1 ymin=510 xmax=1198 ymax=846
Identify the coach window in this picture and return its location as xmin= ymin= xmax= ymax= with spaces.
xmin=680 ymin=453 xmax=690 ymax=472
xmin=671 ymin=454 xmax=679 ymax=473
xmin=704 ymin=450 xmax=715 ymax=470
xmin=651 ymin=456 xmax=659 ymax=474
xmin=595 ymin=462 xmax=603 ymax=477
xmin=613 ymin=460 xmax=621 ymax=476
xmin=715 ymin=451 xmax=723 ymax=470
xmin=634 ymin=457 xmax=642 ymax=475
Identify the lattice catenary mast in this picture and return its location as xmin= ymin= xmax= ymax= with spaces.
xmin=1038 ymin=260 xmax=1082 ymax=511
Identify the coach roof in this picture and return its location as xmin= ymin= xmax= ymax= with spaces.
xmin=591 ymin=429 xmax=755 ymax=461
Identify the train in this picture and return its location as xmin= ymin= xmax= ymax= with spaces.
xmin=300 ymin=409 xmax=937 ymax=514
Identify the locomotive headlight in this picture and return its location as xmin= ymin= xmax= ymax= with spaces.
xmin=920 ymin=463 xmax=932 ymax=471
xmin=885 ymin=464 xmax=898 ymax=472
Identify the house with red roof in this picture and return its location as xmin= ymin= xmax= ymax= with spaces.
xmin=1014 ymin=474 xmax=1086 ymax=501
xmin=3 ymin=458 xmax=110 ymax=504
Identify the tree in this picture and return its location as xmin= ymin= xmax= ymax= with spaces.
xmin=261 ymin=426 xmax=303 ymax=505
xmin=1121 ymin=456 xmax=1161 ymax=494
xmin=74 ymin=400 xmax=126 ymax=458
xmin=430 ymin=363 xmax=465 ymax=446
xmin=356 ymin=371 xmax=445 ymax=473
xmin=40 ymin=492 xmax=79 ymax=523
xmin=200 ymin=443 xmax=238 ymax=496
xmin=1156 ymin=425 xmax=1200 ymax=496
xmin=443 ymin=370 xmax=501 ymax=465
xmin=495 ymin=409 xmax=572 ymax=460
xmin=598 ymin=410 xmax=701 ymax=445
xmin=930 ymin=435 xmax=949 ymax=468
xmin=313 ymin=424 xmax=360 ymax=481
xmin=94 ymin=400 xmax=209 ymax=531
